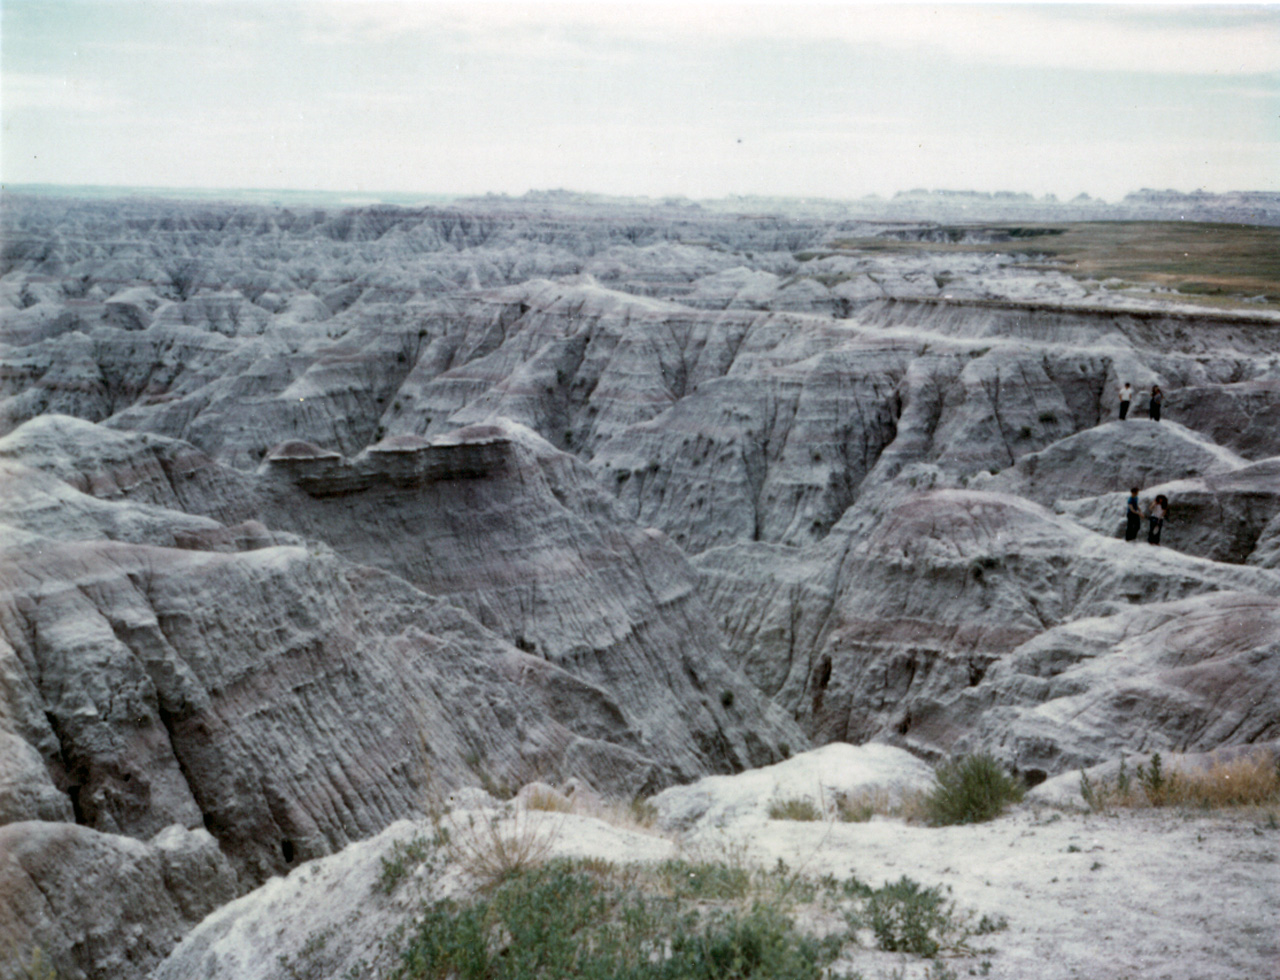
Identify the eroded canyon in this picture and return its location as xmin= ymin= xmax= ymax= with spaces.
xmin=2 ymin=190 xmax=1278 ymax=979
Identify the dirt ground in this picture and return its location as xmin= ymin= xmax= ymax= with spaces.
xmin=699 ymin=805 xmax=1280 ymax=980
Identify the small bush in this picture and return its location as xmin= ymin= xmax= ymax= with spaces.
xmin=20 ymin=947 xmax=57 ymax=980
xmin=835 ymin=786 xmax=894 ymax=823
xmin=1037 ymin=410 xmax=1058 ymax=424
xmin=1136 ymin=752 xmax=1176 ymax=806
xmin=864 ymin=876 xmax=954 ymax=957
xmin=628 ymin=797 xmax=658 ymax=827
xmin=924 ymin=753 xmax=1024 ymax=826
xmin=768 ymin=797 xmax=823 ymax=822
xmin=720 ymin=689 xmax=735 ymax=709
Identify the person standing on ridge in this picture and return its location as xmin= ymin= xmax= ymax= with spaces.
xmin=1147 ymin=494 xmax=1168 ymax=545
xmin=1149 ymin=385 xmax=1163 ymax=422
xmin=1125 ymin=486 xmax=1142 ymax=542
xmin=1118 ymin=382 xmax=1132 ymax=420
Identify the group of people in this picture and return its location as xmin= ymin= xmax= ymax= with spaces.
xmin=1119 ymin=382 xmax=1169 ymax=544
xmin=1125 ymin=488 xmax=1169 ymax=545
xmin=1117 ymin=382 xmax=1163 ymax=422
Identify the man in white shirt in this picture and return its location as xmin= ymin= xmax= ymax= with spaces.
xmin=1118 ymin=383 xmax=1132 ymax=420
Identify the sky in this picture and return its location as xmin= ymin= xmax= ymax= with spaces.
xmin=2 ymin=1 xmax=1277 ymax=202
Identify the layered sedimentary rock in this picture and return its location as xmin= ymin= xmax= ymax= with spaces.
xmin=256 ymin=419 xmax=792 ymax=780
xmin=0 ymin=822 xmax=237 ymax=980
xmin=1 ymin=417 xmax=795 ymax=877
xmin=4 ymin=191 xmax=1280 ymax=980
xmin=694 ymin=487 xmax=1280 ymax=772
xmin=944 ymin=591 xmax=1280 ymax=776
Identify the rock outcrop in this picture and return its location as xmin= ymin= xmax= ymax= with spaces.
xmin=0 ymin=821 xmax=236 ymax=980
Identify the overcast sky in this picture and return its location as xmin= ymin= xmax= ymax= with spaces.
xmin=3 ymin=2 xmax=1277 ymax=202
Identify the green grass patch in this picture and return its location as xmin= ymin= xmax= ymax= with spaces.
xmin=376 ymin=831 xmax=448 ymax=895
xmin=392 ymin=851 xmax=1012 ymax=979
xmin=392 ymin=859 xmax=838 ymax=980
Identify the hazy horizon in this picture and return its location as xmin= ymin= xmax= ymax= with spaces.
xmin=3 ymin=2 xmax=1278 ymax=202
xmin=7 ymin=179 xmax=1278 ymax=210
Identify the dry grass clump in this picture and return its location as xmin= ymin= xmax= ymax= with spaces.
xmin=448 ymin=808 xmax=562 ymax=888
xmin=833 ymin=786 xmax=931 ymax=824
xmin=521 ymin=788 xmax=663 ymax=835
xmin=522 ymin=785 xmax=575 ymax=813
xmin=1176 ymin=754 xmax=1280 ymax=807
xmin=765 ymin=786 xmax=934 ymax=824
xmin=1081 ymin=751 xmax=1280 ymax=812
xmin=767 ymin=796 xmax=824 ymax=821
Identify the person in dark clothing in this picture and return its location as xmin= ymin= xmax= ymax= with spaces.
xmin=1118 ymin=382 xmax=1132 ymax=420
xmin=1149 ymin=385 xmax=1163 ymax=421
xmin=1147 ymin=494 xmax=1168 ymax=545
xmin=1125 ymin=487 xmax=1142 ymax=542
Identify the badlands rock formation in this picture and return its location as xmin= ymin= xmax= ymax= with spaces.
xmin=2 ymin=190 xmax=1279 ymax=978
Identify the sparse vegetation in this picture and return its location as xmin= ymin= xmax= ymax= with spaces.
xmin=924 ymin=753 xmax=1025 ymax=826
xmin=1080 ymin=752 xmax=1280 ymax=812
xmin=767 ymin=796 xmax=823 ymax=821
xmin=833 ymin=785 xmax=928 ymax=824
xmin=18 ymin=947 xmax=57 ymax=980
xmin=628 ymin=796 xmax=659 ymax=827
xmin=449 ymin=809 xmax=562 ymax=888
xmin=391 ymin=858 xmax=840 ymax=980
xmin=523 ymin=786 xmax=574 ymax=813
xmin=827 ymin=221 xmax=1280 ymax=311
xmin=375 ymin=831 xmax=447 ymax=895
xmin=862 ymin=876 xmax=957 ymax=956
xmin=392 ymin=852 xmax=1005 ymax=980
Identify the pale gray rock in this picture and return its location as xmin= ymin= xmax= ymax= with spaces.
xmin=0 ymin=733 xmax=73 ymax=824
xmin=1164 ymin=378 xmax=1280 ymax=460
xmin=4 ymin=192 xmax=1280 ymax=979
xmin=0 ymin=821 xmax=236 ymax=980
xmin=150 ymin=293 xmax=272 ymax=337
xmin=257 ymin=418 xmax=801 ymax=786
xmin=990 ymin=419 xmax=1246 ymax=507
xmin=1 ymin=413 xmax=798 ymax=888
xmin=148 ymin=819 xmax=440 ymax=980
xmin=1251 ymin=509 xmax=1280 ymax=569
xmin=651 ymin=742 xmax=935 ymax=832
xmin=941 ymin=591 xmax=1280 ymax=777
xmin=3 ymin=532 xmax=764 ymax=881
xmin=0 ymin=415 xmax=259 ymax=524
xmin=1056 ymin=457 xmax=1280 ymax=564
xmin=0 ymin=461 xmax=231 ymax=548
xmin=684 ymin=267 xmax=782 ymax=309
xmin=694 ymin=489 xmax=1280 ymax=768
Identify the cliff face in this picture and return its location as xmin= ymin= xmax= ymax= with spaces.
xmin=2 ymin=192 xmax=1279 ymax=980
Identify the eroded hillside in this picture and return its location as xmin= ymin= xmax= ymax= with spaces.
xmin=2 ymin=191 xmax=1279 ymax=980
